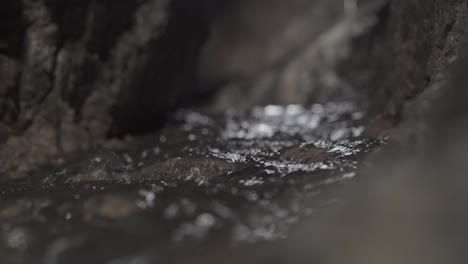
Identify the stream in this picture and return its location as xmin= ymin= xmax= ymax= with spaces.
xmin=0 ymin=102 xmax=385 ymax=263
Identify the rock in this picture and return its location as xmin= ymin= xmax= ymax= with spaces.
xmin=41 ymin=149 xmax=133 ymax=184
xmin=368 ymin=0 xmax=468 ymax=120
xmin=282 ymin=145 xmax=334 ymax=163
xmin=0 ymin=0 xmax=214 ymax=179
xmin=140 ymin=157 xmax=238 ymax=181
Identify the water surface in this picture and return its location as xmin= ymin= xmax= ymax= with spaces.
xmin=0 ymin=102 xmax=384 ymax=263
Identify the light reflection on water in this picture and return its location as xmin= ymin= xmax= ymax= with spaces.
xmin=0 ymin=102 xmax=385 ymax=262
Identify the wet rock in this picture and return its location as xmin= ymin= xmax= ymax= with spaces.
xmin=140 ymin=157 xmax=238 ymax=182
xmin=282 ymin=145 xmax=334 ymax=163
xmin=42 ymin=149 xmax=133 ymax=184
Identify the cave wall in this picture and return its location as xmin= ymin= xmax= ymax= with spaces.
xmin=370 ymin=0 xmax=468 ymax=120
xmin=0 ymin=0 xmax=213 ymax=177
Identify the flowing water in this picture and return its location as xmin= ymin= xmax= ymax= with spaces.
xmin=0 ymin=102 xmax=385 ymax=263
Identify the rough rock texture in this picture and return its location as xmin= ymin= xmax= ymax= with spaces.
xmin=369 ymin=0 xmax=468 ymax=121
xmin=0 ymin=0 xmax=213 ymax=177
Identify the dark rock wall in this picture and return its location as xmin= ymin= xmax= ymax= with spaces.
xmin=0 ymin=1 xmax=24 ymax=136
xmin=0 ymin=0 xmax=213 ymax=177
xmin=369 ymin=0 xmax=468 ymax=120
